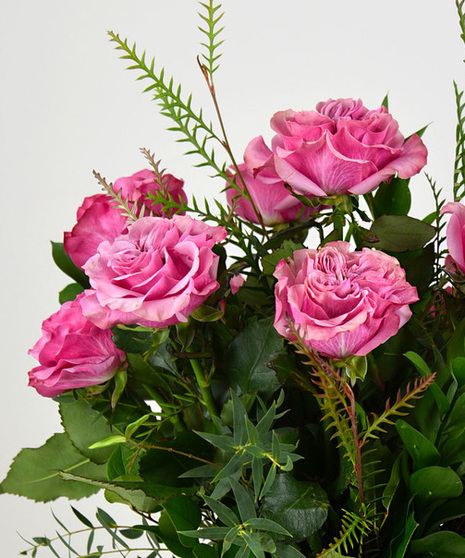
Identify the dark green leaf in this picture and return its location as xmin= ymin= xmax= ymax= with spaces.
xmin=107 ymin=444 xmax=135 ymax=481
xmin=225 ymin=317 xmax=285 ymax=398
xmin=0 ymin=433 xmax=105 ymax=501
xmin=369 ymin=215 xmax=435 ymax=252
xmin=261 ymin=474 xmax=328 ymax=541
xmin=71 ymin=506 xmax=94 ymax=529
xmin=162 ymin=495 xmax=202 ymax=547
xmin=111 ymin=325 xmax=154 ymax=354
xmin=51 ymin=241 xmax=90 ymax=287
xmin=262 ymin=240 xmax=304 ymax=277
xmin=229 ymin=477 xmax=256 ymax=521
xmin=373 ymin=178 xmax=411 ymax=218
xmin=59 ymin=282 xmax=85 ymax=304
xmin=438 ymin=392 xmax=465 ymax=465
xmin=193 ymin=544 xmax=219 ymax=558
xmin=395 ymin=419 xmax=441 ymax=470
xmin=409 ymin=466 xmax=463 ymax=500
xmin=410 ymin=531 xmax=465 ymax=556
xmin=386 ymin=510 xmax=418 ymax=558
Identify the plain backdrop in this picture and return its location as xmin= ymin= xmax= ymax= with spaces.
xmin=1 ymin=1 xmax=464 ymax=555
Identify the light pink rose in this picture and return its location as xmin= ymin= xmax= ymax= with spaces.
xmin=28 ymin=293 xmax=126 ymax=397
xmin=226 ymin=162 xmax=315 ymax=225
xmin=273 ymin=241 xmax=418 ymax=358
xmin=81 ymin=215 xmax=227 ymax=329
xmin=113 ymin=169 xmax=187 ymax=216
xmin=64 ymin=194 xmax=128 ymax=269
xmin=441 ymin=201 xmax=465 ymax=274
xmin=246 ymin=98 xmax=427 ymax=198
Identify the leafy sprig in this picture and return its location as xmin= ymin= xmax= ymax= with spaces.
xmin=198 ymin=0 xmax=224 ymax=81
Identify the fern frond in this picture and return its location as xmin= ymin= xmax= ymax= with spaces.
xmin=198 ymin=0 xmax=225 ymax=80
xmin=456 ymin=0 xmax=465 ymax=48
xmin=454 ymin=82 xmax=465 ymax=202
xmin=107 ymin=31 xmax=228 ymax=179
xmin=426 ymin=173 xmax=447 ymax=281
xmin=93 ymin=171 xmax=138 ymax=221
xmin=317 ymin=510 xmax=371 ymax=558
xmin=361 ymin=373 xmax=436 ymax=445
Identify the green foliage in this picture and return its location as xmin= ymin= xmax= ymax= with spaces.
xmin=198 ymin=1 xmax=224 ymax=80
xmin=454 ymin=81 xmax=465 ymax=202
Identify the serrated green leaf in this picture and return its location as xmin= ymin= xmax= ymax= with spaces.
xmin=0 ymin=433 xmax=105 ymax=502
xmin=370 ymin=215 xmax=435 ymax=252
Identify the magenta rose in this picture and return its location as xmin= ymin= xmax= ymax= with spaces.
xmin=226 ymin=161 xmax=315 ymax=226
xmin=64 ymin=194 xmax=128 ymax=269
xmin=28 ymin=293 xmax=126 ymax=397
xmin=273 ymin=241 xmax=418 ymax=358
xmin=113 ymin=169 xmax=187 ymax=216
xmin=80 ymin=215 xmax=227 ymax=329
xmin=441 ymin=201 xmax=465 ymax=274
xmin=246 ymin=98 xmax=427 ymax=198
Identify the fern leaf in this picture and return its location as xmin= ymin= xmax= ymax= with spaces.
xmin=454 ymin=81 xmax=465 ymax=202
xmin=361 ymin=373 xmax=436 ymax=445
xmin=107 ymin=31 xmax=228 ymax=180
xmin=92 ymin=171 xmax=138 ymax=221
xmin=198 ymin=0 xmax=225 ymax=81
xmin=317 ymin=510 xmax=371 ymax=558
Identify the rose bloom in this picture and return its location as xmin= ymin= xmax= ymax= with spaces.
xmin=64 ymin=194 xmax=128 ymax=269
xmin=113 ymin=168 xmax=187 ymax=216
xmin=273 ymin=241 xmax=418 ymax=358
xmin=246 ymin=98 xmax=427 ymax=198
xmin=441 ymin=201 xmax=465 ymax=274
xmin=80 ymin=215 xmax=227 ymax=329
xmin=64 ymin=169 xmax=187 ymax=270
xmin=226 ymin=163 xmax=315 ymax=225
xmin=28 ymin=293 xmax=126 ymax=397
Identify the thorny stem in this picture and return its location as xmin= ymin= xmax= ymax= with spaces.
xmin=197 ymin=57 xmax=269 ymax=239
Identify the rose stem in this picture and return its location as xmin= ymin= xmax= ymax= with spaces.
xmin=197 ymin=57 xmax=269 ymax=239
xmin=189 ymin=357 xmax=219 ymax=419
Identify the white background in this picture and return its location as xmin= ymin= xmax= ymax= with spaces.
xmin=1 ymin=0 xmax=463 ymax=555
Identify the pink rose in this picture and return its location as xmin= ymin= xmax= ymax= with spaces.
xmin=441 ymin=201 xmax=465 ymax=274
xmin=64 ymin=170 xmax=187 ymax=270
xmin=273 ymin=241 xmax=418 ymax=358
xmin=28 ymin=293 xmax=126 ymax=397
xmin=230 ymin=273 xmax=245 ymax=295
xmin=64 ymin=194 xmax=128 ymax=269
xmin=226 ymin=162 xmax=315 ymax=225
xmin=81 ymin=215 xmax=227 ymax=329
xmin=113 ymin=169 xmax=187 ymax=217
xmin=247 ymin=98 xmax=427 ymax=198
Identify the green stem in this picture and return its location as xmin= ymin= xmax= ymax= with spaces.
xmin=142 ymin=384 xmax=184 ymax=433
xmin=189 ymin=357 xmax=218 ymax=419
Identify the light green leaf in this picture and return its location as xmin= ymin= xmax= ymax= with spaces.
xmin=0 ymin=433 xmax=106 ymax=501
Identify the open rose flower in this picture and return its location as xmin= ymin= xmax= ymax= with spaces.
xmin=64 ymin=194 xmax=128 ymax=269
xmin=64 ymin=169 xmax=187 ymax=270
xmin=80 ymin=215 xmax=227 ymax=329
xmin=246 ymin=98 xmax=427 ymax=198
xmin=226 ymin=162 xmax=315 ymax=225
xmin=441 ymin=201 xmax=465 ymax=274
xmin=273 ymin=241 xmax=418 ymax=358
xmin=28 ymin=293 xmax=126 ymax=397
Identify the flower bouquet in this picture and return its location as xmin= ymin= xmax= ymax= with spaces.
xmin=3 ymin=1 xmax=465 ymax=557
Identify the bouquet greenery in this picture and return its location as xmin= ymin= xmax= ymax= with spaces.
xmin=3 ymin=2 xmax=465 ymax=557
